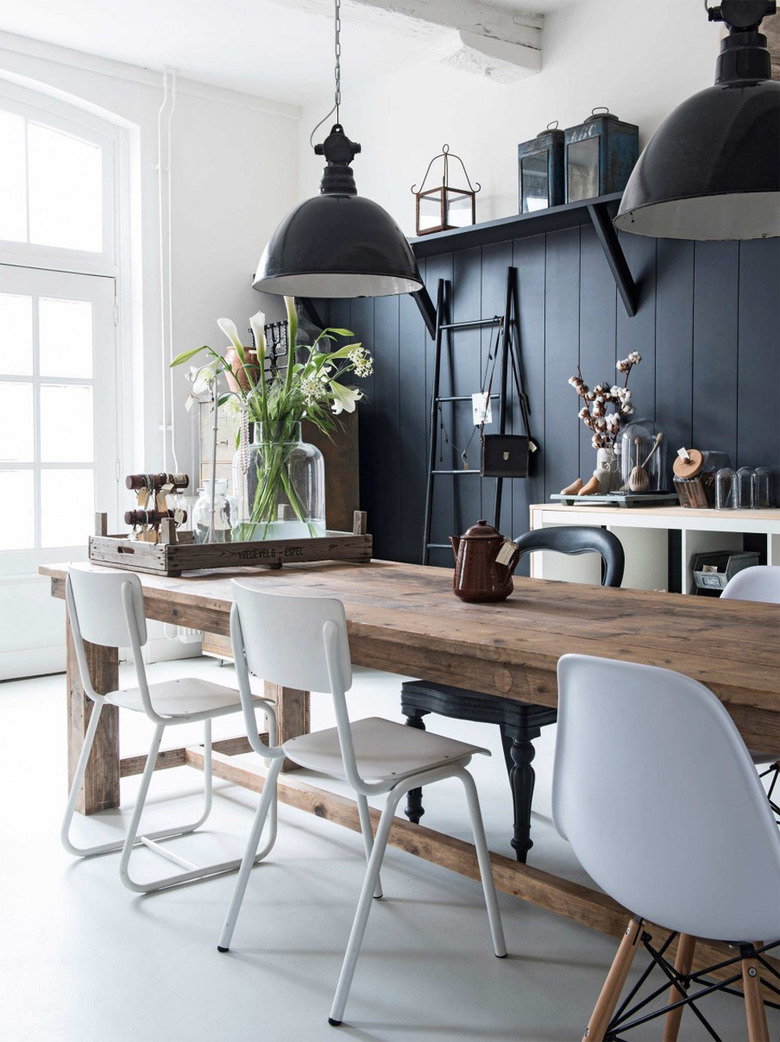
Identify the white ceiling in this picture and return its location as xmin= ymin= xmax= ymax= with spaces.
xmin=0 ymin=0 xmax=584 ymax=105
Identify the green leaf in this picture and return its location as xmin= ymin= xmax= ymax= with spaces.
xmin=327 ymin=328 xmax=353 ymax=337
xmin=170 ymin=345 xmax=209 ymax=367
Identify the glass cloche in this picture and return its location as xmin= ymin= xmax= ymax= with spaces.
xmin=620 ymin=418 xmax=666 ymax=493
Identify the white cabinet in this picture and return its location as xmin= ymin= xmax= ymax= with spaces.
xmin=528 ymin=505 xmax=780 ymax=594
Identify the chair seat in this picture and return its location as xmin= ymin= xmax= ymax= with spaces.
xmin=107 ymin=678 xmax=251 ymax=719
xmin=283 ymin=716 xmax=489 ymax=787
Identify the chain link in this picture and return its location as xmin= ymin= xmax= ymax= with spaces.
xmin=334 ymin=0 xmax=342 ymax=123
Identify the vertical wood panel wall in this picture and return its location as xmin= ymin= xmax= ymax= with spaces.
xmin=324 ymin=233 xmax=779 ymax=565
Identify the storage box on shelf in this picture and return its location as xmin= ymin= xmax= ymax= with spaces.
xmin=528 ymin=504 xmax=780 ymax=595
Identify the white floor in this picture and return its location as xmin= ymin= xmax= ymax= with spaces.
xmin=0 ymin=658 xmax=772 ymax=1042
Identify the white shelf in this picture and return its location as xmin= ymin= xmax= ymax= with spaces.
xmin=528 ymin=504 xmax=780 ymax=594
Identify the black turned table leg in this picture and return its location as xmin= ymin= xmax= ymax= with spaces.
xmin=403 ymin=708 xmax=427 ymax=823
xmin=501 ymin=723 xmax=541 ymax=864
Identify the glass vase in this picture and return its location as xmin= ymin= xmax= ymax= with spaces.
xmin=193 ymin=478 xmax=236 ymax=543
xmin=232 ymin=421 xmax=325 ymax=541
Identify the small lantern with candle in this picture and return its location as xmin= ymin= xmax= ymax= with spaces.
xmin=411 ymin=145 xmax=480 ymax=236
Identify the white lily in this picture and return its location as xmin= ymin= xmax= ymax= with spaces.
xmin=217 ymin=317 xmax=244 ymax=358
xmin=249 ymin=311 xmax=266 ymax=359
xmin=330 ymin=381 xmax=363 ymax=415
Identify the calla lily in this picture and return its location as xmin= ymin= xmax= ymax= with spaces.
xmin=284 ymin=296 xmax=298 ymax=348
xmin=189 ymin=362 xmax=218 ymax=396
xmin=249 ymin=311 xmax=266 ymax=358
xmin=330 ymin=382 xmax=363 ymax=415
xmin=218 ymin=317 xmax=244 ymax=363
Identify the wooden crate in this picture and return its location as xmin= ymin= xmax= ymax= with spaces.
xmin=89 ymin=512 xmax=372 ymax=577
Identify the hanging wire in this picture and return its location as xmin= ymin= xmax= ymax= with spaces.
xmin=309 ymin=0 xmax=343 ymax=150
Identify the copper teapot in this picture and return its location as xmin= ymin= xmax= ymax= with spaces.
xmin=450 ymin=520 xmax=520 ymax=603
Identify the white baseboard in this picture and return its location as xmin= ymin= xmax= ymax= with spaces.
xmin=0 ymin=646 xmax=65 ymax=681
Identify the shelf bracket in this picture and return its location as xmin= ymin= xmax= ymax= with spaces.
xmin=587 ymin=202 xmax=639 ymax=318
xmin=413 ymin=285 xmax=437 ymax=339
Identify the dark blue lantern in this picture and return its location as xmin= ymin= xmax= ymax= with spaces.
xmin=564 ymin=108 xmax=638 ymax=203
xmin=517 ymin=121 xmax=565 ymax=214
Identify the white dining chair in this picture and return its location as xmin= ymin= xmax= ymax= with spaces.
xmin=218 ymin=580 xmax=507 ymax=1027
xmin=553 ymin=654 xmax=780 ymax=1042
xmin=721 ymin=564 xmax=780 ymax=817
xmin=63 ymin=563 xmax=277 ymax=893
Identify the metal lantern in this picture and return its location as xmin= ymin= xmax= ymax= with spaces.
xmin=517 ymin=121 xmax=565 ymax=213
xmin=564 ymin=107 xmax=638 ymax=203
xmin=411 ymin=145 xmax=480 ymax=236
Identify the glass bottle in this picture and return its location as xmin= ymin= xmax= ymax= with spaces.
xmin=734 ymin=467 xmax=755 ymax=510
xmin=232 ymin=421 xmax=325 ymax=541
xmin=752 ymin=467 xmax=773 ymax=509
xmin=714 ymin=468 xmax=735 ymax=510
xmin=193 ymin=479 xmax=236 ymax=543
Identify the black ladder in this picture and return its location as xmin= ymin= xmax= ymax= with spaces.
xmin=422 ymin=267 xmax=524 ymax=565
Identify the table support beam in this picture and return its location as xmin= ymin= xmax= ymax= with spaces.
xmin=66 ymin=614 xmax=119 ymax=815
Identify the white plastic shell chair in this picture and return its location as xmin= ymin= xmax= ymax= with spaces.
xmin=721 ymin=565 xmax=780 ymax=816
xmin=553 ymin=654 xmax=780 ymax=1042
xmin=218 ymin=581 xmax=507 ymax=1028
xmin=63 ymin=563 xmax=276 ymax=893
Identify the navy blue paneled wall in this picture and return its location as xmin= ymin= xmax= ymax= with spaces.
xmin=325 ymin=231 xmax=780 ymax=565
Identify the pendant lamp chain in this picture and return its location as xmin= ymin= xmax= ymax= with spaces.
xmin=334 ymin=0 xmax=342 ymax=125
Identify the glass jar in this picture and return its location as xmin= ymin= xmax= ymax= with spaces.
xmin=193 ymin=479 xmax=236 ymax=543
xmin=619 ymin=418 xmax=666 ymax=493
xmin=735 ymin=467 xmax=755 ymax=510
xmin=232 ymin=421 xmax=325 ymax=541
xmin=714 ymin=468 xmax=735 ymax=510
xmin=752 ymin=467 xmax=773 ymax=509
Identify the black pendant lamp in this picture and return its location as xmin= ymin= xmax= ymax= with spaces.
xmin=615 ymin=0 xmax=780 ymax=240
xmin=254 ymin=0 xmax=422 ymax=297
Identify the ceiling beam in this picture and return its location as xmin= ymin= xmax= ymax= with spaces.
xmin=271 ymin=0 xmax=543 ymax=81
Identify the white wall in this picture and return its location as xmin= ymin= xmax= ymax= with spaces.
xmin=298 ymin=0 xmax=722 ymax=234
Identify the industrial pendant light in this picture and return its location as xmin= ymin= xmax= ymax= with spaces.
xmin=615 ymin=0 xmax=780 ymax=240
xmin=254 ymin=0 xmax=423 ymax=297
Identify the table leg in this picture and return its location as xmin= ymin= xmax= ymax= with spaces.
xmin=66 ymin=615 xmax=120 ymax=815
xmin=264 ymin=681 xmax=310 ymax=772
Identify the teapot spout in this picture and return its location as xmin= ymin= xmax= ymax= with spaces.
xmin=449 ymin=535 xmax=460 ymax=562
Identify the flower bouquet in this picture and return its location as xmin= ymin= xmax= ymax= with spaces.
xmin=171 ymin=297 xmax=373 ymax=541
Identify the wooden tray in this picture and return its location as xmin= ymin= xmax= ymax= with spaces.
xmin=549 ymin=492 xmax=679 ymax=508
xmin=89 ymin=512 xmax=372 ymax=576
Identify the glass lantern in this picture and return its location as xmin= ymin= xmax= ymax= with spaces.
xmin=412 ymin=145 xmax=480 ymax=236
xmin=517 ymin=122 xmax=565 ymax=214
xmin=620 ymin=418 xmax=666 ymax=493
xmin=564 ymin=108 xmax=639 ymax=203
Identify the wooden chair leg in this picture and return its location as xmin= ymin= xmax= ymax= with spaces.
xmin=742 ymin=947 xmax=770 ymax=1042
xmin=402 ymin=709 xmax=427 ymax=823
xmin=662 ymin=933 xmax=696 ymax=1042
xmin=583 ymin=917 xmax=642 ymax=1042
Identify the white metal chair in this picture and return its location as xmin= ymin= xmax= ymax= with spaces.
xmin=721 ymin=564 xmax=780 ymax=817
xmin=63 ymin=563 xmax=277 ymax=893
xmin=218 ymin=580 xmax=507 ymax=1027
xmin=553 ymin=654 xmax=780 ymax=1042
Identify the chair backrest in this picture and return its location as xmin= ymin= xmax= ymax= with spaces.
xmin=721 ymin=564 xmax=780 ymax=604
xmin=230 ymin=580 xmax=352 ymax=695
xmin=514 ymin=526 xmax=624 ymax=588
xmin=553 ymin=654 xmax=780 ymax=943
xmin=67 ymin=564 xmax=147 ymax=649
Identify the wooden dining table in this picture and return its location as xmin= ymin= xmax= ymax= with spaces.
xmin=41 ymin=558 xmax=780 ymax=974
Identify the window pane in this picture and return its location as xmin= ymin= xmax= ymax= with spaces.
xmin=0 ymin=470 xmax=34 ymax=549
xmin=41 ymin=468 xmax=93 ymax=547
xmin=39 ymin=298 xmax=93 ymax=378
xmin=0 ymin=382 xmax=34 ymax=462
xmin=0 ymin=293 xmax=33 ymax=375
xmin=28 ymin=123 xmax=102 ymax=252
xmin=0 ymin=109 xmax=27 ymax=243
xmin=40 ymin=384 xmax=93 ymax=462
